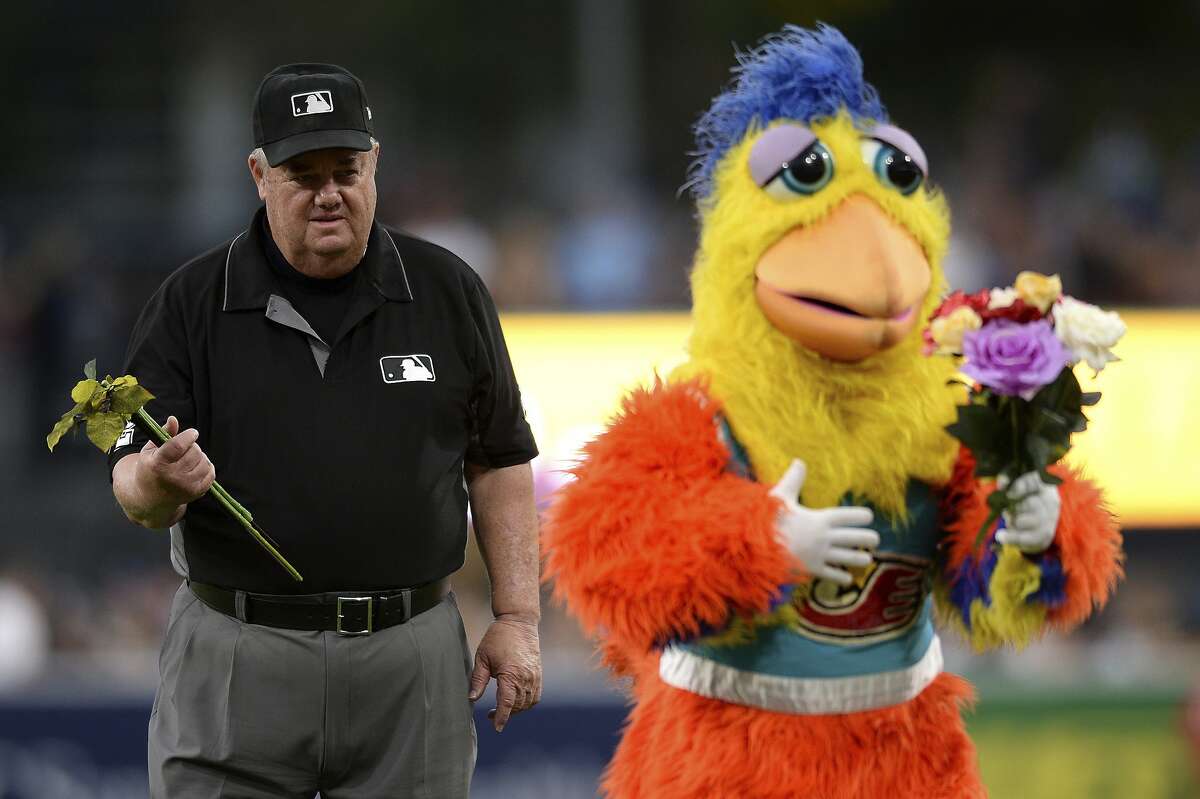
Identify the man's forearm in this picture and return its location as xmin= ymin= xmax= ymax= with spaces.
xmin=466 ymin=461 xmax=541 ymax=621
xmin=113 ymin=453 xmax=187 ymax=529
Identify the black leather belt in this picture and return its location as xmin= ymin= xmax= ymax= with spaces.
xmin=188 ymin=578 xmax=450 ymax=636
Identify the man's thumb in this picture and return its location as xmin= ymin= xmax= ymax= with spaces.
xmin=163 ymin=416 xmax=179 ymax=437
xmin=468 ymin=658 xmax=491 ymax=701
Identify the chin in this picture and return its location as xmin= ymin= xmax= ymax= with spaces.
xmin=308 ymin=235 xmax=354 ymax=257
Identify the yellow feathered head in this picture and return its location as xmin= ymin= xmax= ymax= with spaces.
xmin=675 ymin=24 xmax=962 ymax=516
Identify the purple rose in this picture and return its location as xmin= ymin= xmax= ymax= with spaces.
xmin=961 ymin=320 xmax=1070 ymax=400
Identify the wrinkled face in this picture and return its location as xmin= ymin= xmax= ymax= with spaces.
xmin=250 ymin=146 xmax=378 ymax=266
xmin=719 ymin=114 xmax=942 ymax=362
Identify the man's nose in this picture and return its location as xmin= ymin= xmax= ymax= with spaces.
xmin=316 ymin=180 xmax=341 ymax=206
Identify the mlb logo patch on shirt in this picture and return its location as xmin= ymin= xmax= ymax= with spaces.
xmin=291 ymin=90 xmax=334 ymax=117
xmin=115 ymin=421 xmax=136 ymax=449
xmin=380 ymin=354 xmax=436 ymax=384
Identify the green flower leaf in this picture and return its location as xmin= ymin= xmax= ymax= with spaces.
xmin=46 ymin=402 xmax=86 ymax=451
xmin=1038 ymin=469 xmax=1064 ymax=486
xmin=946 ymin=403 xmax=1005 ymax=459
xmin=1024 ymin=434 xmax=1052 ymax=470
xmin=110 ymin=377 xmax=154 ymax=415
xmin=70 ymin=379 xmax=101 ymax=405
xmin=85 ymin=412 xmax=128 ymax=453
xmin=973 ymin=454 xmax=1006 ymax=478
xmin=1080 ymin=391 xmax=1102 ymax=407
xmin=83 ymin=359 xmax=97 ymax=380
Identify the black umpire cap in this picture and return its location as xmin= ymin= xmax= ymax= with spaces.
xmin=252 ymin=63 xmax=375 ymax=167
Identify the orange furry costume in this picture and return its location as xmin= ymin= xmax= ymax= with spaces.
xmin=543 ymin=26 xmax=1122 ymax=799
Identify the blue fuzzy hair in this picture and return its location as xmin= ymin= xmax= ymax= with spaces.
xmin=688 ymin=24 xmax=886 ymax=201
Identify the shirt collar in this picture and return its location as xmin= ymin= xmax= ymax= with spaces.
xmin=222 ymin=206 xmax=413 ymax=312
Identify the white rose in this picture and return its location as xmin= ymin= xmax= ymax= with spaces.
xmin=1052 ymin=296 xmax=1126 ymax=372
xmin=988 ymin=287 xmax=1018 ymax=309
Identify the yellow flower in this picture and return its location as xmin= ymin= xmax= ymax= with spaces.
xmin=930 ymin=306 xmax=982 ymax=354
xmin=1014 ymin=271 xmax=1062 ymax=313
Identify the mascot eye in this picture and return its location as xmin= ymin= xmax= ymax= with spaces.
xmin=763 ymin=141 xmax=835 ymax=199
xmin=861 ymin=139 xmax=924 ymax=196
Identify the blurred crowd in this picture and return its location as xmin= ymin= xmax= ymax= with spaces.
xmin=0 ymin=4 xmax=1198 ymax=715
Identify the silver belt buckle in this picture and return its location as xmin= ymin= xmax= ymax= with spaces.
xmin=336 ymin=596 xmax=373 ymax=636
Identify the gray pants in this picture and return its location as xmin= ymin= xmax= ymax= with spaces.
xmin=149 ymin=582 xmax=477 ymax=798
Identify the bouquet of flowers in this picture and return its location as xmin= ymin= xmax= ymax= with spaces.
xmin=924 ymin=272 xmax=1126 ymax=546
xmin=46 ymin=361 xmax=302 ymax=581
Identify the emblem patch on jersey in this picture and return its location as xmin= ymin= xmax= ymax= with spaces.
xmin=380 ymin=354 xmax=436 ymax=384
xmin=291 ymin=90 xmax=334 ymax=117
xmin=791 ymin=552 xmax=930 ymax=644
xmin=115 ymin=421 xmax=136 ymax=448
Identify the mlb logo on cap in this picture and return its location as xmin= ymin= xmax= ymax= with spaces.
xmin=292 ymin=90 xmax=334 ymax=117
xmin=252 ymin=63 xmax=374 ymax=166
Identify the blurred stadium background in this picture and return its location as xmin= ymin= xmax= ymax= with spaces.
xmin=2 ymin=1 xmax=1199 ymax=797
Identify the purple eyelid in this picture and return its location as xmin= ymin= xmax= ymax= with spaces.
xmin=867 ymin=124 xmax=928 ymax=175
xmin=748 ymin=124 xmax=818 ymax=186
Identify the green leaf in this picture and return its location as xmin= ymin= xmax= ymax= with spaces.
xmin=946 ymin=404 xmax=1004 ymax=455
xmin=1080 ymin=391 xmax=1102 ymax=407
xmin=46 ymin=403 xmax=85 ymax=452
xmin=70 ymin=378 xmax=101 ymax=405
xmin=1038 ymin=406 xmax=1069 ymax=429
xmin=1024 ymin=435 xmax=1052 ymax=470
xmin=85 ymin=412 xmax=127 ymax=453
xmin=109 ymin=377 xmax=154 ymax=416
xmin=83 ymin=359 xmax=97 ymax=380
xmin=1038 ymin=469 xmax=1064 ymax=486
xmin=1057 ymin=368 xmax=1083 ymax=410
xmin=973 ymin=451 xmax=1007 ymax=478
xmin=1029 ymin=367 xmax=1069 ymax=407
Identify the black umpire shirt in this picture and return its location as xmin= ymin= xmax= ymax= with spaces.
xmin=108 ymin=207 xmax=538 ymax=594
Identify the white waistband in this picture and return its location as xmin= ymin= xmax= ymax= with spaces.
xmin=658 ymin=635 xmax=943 ymax=715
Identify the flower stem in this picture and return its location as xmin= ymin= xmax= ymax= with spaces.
xmin=974 ymin=506 xmax=1004 ymax=551
xmin=207 ymin=485 xmax=304 ymax=582
xmin=133 ymin=407 xmax=302 ymax=581
xmin=1010 ymin=398 xmax=1021 ymax=473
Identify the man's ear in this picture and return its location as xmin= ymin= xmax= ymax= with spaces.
xmin=248 ymin=154 xmax=269 ymax=202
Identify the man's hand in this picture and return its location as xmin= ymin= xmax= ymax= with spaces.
xmin=468 ymin=615 xmax=542 ymax=732
xmin=464 ymin=460 xmax=541 ymax=732
xmin=770 ymin=458 xmax=880 ymax=586
xmin=136 ymin=416 xmax=216 ymax=506
xmin=113 ymin=415 xmax=215 ymax=528
xmin=996 ymin=471 xmax=1060 ymax=553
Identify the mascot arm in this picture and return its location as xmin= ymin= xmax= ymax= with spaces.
xmin=934 ymin=446 xmax=1123 ymax=652
xmin=542 ymin=380 xmax=795 ymax=666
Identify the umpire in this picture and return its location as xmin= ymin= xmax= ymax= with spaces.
xmin=108 ymin=63 xmax=541 ymax=798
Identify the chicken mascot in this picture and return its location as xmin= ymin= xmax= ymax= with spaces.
xmin=543 ymin=24 xmax=1123 ymax=799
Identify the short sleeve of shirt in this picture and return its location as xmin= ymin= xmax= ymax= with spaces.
xmin=106 ymin=280 xmax=196 ymax=476
xmin=464 ymin=276 xmax=538 ymax=468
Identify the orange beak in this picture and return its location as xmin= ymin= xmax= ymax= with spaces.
xmin=754 ymin=194 xmax=931 ymax=362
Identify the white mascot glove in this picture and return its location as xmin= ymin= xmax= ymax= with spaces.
xmin=770 ymin=459 xmax=880 ymax=586
xmin=995 ymin=471 xmax=1060 ymax=554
